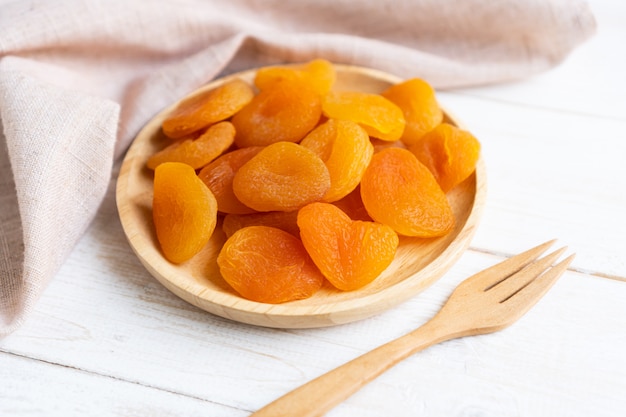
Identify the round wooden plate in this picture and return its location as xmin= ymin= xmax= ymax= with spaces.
xmin=116 ymin=64 xmax=487 ymax=328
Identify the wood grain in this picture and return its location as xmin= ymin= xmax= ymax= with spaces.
xmin=250 ymin=241 xmax=573 ymax=417
xmin=4 ymin=3 xmax=625 ymax=416
xmin=0 ymin=352 xmax=243 ymax=417
xmin=116 ymin=65 xmax=487 ymax=328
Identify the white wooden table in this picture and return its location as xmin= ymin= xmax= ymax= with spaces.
xmin=2 ymin=1 xmax=625 ymax=415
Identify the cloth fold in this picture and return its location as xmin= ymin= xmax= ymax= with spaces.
xmin=0 ymin=0 xmax=595 ymax=336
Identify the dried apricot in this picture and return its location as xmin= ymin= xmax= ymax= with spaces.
xmin=197 ymin=146 xmax=263 ymax=214
xmin=217 ymin=226 xmax=324 ymax=303
xmin=152 ymin=162 xmax=218 ymax=263
xmin=298 ymin=202 xmax=398 ymax=291
xmin=360 ymin=148 xmax=454 ymax=237
xmin=231 ymin=79 xmax=322 ymax=147
xmin=162 ymin=79 xmax=254 ymax=139
xmin=232 ymin=142 xmax=330 ymax=212
xmin=147 ymin=61 xmax=479 ymax=304
xmin=254 ymin=58 xmax=336 ymax=95
xmin=300 ymin=119 xmax=374 ymax=202
xmin=222 ymin=210 xmax=300 ymax=238
xmin=370 ymin=137 xmax=407 ymax=153
xmin=381 ymin=78 xmax=443 ymax=145
xmin=147 ymin=122 xmax=235 ymax=170
xmin=321 ymin=91 xmax=405 ymax=141
xmin=408 ymin=123 xmax=481 ymax=192
xmin=332 ymin=186 xmax=372 ymax=222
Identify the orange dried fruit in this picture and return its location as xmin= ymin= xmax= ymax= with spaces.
xmin=332 ymin=186 xmax=372 ymax=222
xmin=222 ymin=210 xmax=300 ymax=238
xmin=217 ymin=226 xmax=324 ymax=303
xmin=321 ymin=91 xmax=405 ymax=141
xmin=381 ymin=78 xmax=443 ymax=146
xmin=360 ymin=148 xmax=454 ymax=237
xmin=162 ymin=79 xmax=254 ymax=139
xmin=231 ymin=79 xmax=322 ymax=147
xmin=370 ymin=137 xmax=407 ymax=153
xmin=232 ymin=142 xmax=330 ymax=212
xmin=147 ymin=121 xmax=235 ymax=170
xmin=298 ymin=202 xmax=399 ymax=291
xmin=300 ymin=119 xmax=374 ymax=202
xmin=152 ymin=162 xmax=218 ymax=263
xmin=254 ymin=58 xmax=336 ymax=95
xmin=197 ymin=146 xmax=263 ymax=214
xmin=408 ymin=123 xmax=481 ymax=192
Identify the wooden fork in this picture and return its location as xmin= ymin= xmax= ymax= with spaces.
xmin=251 ymin=240 xmax=575 ymax=417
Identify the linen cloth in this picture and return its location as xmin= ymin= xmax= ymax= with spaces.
xmin=0 ymin=0 xmax=595 ymax=336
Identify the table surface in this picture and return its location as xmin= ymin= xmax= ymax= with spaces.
xmin=2 ymin=1 xmax=625 ymax=416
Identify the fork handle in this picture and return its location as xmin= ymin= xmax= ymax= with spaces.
xmin=250 ymin=316 xmax=456 ymax=417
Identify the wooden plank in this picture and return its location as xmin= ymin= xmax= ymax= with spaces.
xmin=259 ymin=257 xmax=626 ymax=417
xmin=430 ymin=0 xmax=626 ymax=279
xmin=2 ymin=222 xmax=625 ymax=416
xmin=0 ymin=351 xmax=246 ymax=416
xmin=438 ymin=92 xmax=626 ymax=279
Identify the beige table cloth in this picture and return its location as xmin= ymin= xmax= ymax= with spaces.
xmin=0 ymin=0 xmax=595 ymax=336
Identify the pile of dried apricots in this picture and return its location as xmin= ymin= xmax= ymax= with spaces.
xmin=149 ymin=59 xmax=480 ymax=304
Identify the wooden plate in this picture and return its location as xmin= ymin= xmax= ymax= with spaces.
xmin=116 ymin=64 xmax=487 ymax=328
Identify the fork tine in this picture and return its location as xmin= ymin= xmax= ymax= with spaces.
xmin=488 ymin=247 xmax=568 ymax=302
xmin=466 ymin=240 xmax=556 ymax=291
xmin=499 ymin=254 xmax=575 ymax=320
